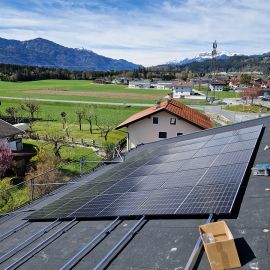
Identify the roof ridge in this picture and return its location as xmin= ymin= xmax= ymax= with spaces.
xmin=116 ymin=99 xmax=212 ymax=130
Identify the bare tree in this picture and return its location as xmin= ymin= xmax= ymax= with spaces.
xmin=83 ymin=105 xmax=97 ymax=134
xmin=60 ymin=112 xmax=67 ymax=129
xmin=75 ymin=108 xmax=85 ymax=131
xmin=240 ymin=88 xmax=261 ymax=104
xmin=96 ymin=114 xmax=119 ymax=141
xmin=6 ymin=107 xmax=18 ymax=123
xmin=46 ymin=133 xmax=69 ymax=158
xmin=20 ymin=100 xmax=40 ymax=121
xmin=26 ymin=151 xmax=62 ymax=198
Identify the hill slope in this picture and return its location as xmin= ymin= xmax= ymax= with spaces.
xmin=0 ymin=37 xmax=140 ymax=71
xmin=156 ymin=54 xmax=270 ymax=74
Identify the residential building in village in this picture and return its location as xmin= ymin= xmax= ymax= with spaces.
xmin=209 ymin=82 xmax=227 ymax=91
xmin=172 ymin=83 xmax=193 ymax=98
xmin=116 ymin=99 xmax=212 ymax=150
xmin=0 ymin=119 xmax=23 ymax=151
xmin=0 ymin=119 xmax=33 ymax=175
xmin=128 ymin=80 xmax=151 ymax=89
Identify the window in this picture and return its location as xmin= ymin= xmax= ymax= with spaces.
xmin=177 ymin=133 xmax=183 ymax=136
xmin=159 ymin=132 xmax=167 ymax=138
xmin=153 ymin=117 xmax=158 ymax=124
xmin=170 ymin=118 xmax=176 ymax=125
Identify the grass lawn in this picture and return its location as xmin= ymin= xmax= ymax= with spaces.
xmin=0 ymin=80 xmax=169 ymax=104
xmin=24 ymin=140 xmax=101 ymax=177
xmin=0 ymin=99 xmax=143 ymax=121
xmin=224 ymin=104 xmax=269 ymax=113
xmin=0 ymin=80 xmax=213 ymax=105
xmin=194 ymin=85 xmax=240 ymax=99
xmin=0 ymin=100 xmax=141 ymax=145
xmin=0 ymin=80 xmax=165 ymax=94
xmin=0 ymin=177 xmax=30 ymax=213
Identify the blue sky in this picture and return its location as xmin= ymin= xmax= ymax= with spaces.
xmin=1 ymin=0 xmax=270 ymax=66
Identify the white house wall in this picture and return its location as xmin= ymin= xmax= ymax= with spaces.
xmin=127 ymin=111 xmax=201 ymax=149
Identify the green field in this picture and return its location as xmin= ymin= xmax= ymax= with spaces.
xmin=0 ymin=99 xmax=143 ymax=145
xmin=0 ymin=80 xmax=160 ymax=94
xmin=24 ymin=140 xmax=101 ymax=176
xmin=194 ymin=85 xmax=240 ymax=99
xmin=0 ymin=80 xmax=212 ymax=105
xmin=225 ymin=104 xmax=269 ymax=113
xmin=0 ymin=80 xmax=169 ymax=104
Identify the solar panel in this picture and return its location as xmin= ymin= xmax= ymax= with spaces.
xmin=181 ymin=155 xmax=218 ymax=170
xmin=222 ymin=139 xmax=256 ymax=153
xmin=198 ymin=163 xmax=248 ymax=185
xmin=28 ymin=124 xmax=263 ymax=220
xmin=161 ymin=168 xmax=207 ymax=188
xmin=175 ymin=183 xmax=239 ymax=214
xmin=159 ymin=141 xmax=206 ymax=155
xmin=212 ymin=149 xmax=253 ymax=166
xmin=131 ymin=187 xmax=192 ymax=215
xmin=193 ymin=145 xmax=224 ymax=157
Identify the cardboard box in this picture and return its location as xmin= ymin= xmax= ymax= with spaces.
xmin=199 ymin=221 xmax=241 ymax=270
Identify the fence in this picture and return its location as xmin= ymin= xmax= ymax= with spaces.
xmin=0 ymin=148 xmax=125 ymax=215
xmin=23 ymin=133 xmax=102 ymax=148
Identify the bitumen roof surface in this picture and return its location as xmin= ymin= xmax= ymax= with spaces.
xmin=0 ymin=116 xmax=269 ymax=270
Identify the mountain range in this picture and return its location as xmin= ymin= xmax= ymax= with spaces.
xmin=168 ymin=51 xmax=238 ymax=65
xmin=155 ymin=51 xmax=270 ymax=74
xmin=0 ymin=37 xmax=140 ymax=71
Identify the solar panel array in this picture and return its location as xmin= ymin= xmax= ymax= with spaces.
xmin=28 ymin=125 xmax=262 ymax=220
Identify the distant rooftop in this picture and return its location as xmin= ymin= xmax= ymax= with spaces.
xmin=0 ymin=119 xmax=23 ymax=139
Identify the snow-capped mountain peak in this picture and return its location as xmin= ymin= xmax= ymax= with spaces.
xmin=168 ymin=51 xmax=237 ymax=65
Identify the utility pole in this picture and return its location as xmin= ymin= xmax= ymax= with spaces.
xmin=212 ymin=40 xmax=217 ymax=100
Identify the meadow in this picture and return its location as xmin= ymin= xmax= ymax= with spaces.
xmin=0 ymin=80 xmax=168 ymax=104
xmin=194 ymin=85 xmax=240 ymax=99
xmin=0 ymin=80 xmax=210 ymax=105
xmin=0 ymin=99 xmax=143 ymax=145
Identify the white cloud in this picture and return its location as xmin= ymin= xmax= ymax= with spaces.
xmin=0 ymin=0 xmax=270 ymax=66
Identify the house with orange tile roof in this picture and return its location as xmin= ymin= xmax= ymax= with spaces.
xmin=116 ymin=99 xmax=213 ymax=150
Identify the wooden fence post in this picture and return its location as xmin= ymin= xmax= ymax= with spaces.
xmin=31 ymin=178 xmax=35 ymax=201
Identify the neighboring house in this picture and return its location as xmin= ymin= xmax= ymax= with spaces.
xmin=0 ymin=119 xmax=34 ymax=175
xmin=261 ymin=81 xmax=270 ymax=89
xmin=229 ymin=78 xmax=251 ymax=91
xmin=116 ymin=99 xmax=212 ymax=150
xmin=128 ymin=80 xmax=151 ymax=89
xmin=0 ymin=119 xmax=23 ymax=151
xmin=209 ymin=82 xmax=226 ymax=91
xmin=156 ymin=81 xmax=173 ymax=90
xmin=94 ymin=78 xmax=111 ymax=84
xmin=112 ymin=78 xmax=129 ymax=85
xmin=172 ymin=83 xmax=193 ymax=98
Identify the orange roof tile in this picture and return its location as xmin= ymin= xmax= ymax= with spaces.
xmin=116 ymin=99 xmax=212 ymax=130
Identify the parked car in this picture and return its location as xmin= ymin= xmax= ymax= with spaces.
xmin=261 ymin=95 xmax=270 ymax=101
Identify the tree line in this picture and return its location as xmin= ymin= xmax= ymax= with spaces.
xmin=0 ymin=63 xmax=124 ymax=82
xmin=0 ymin=63 xmax=198 ymax=82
